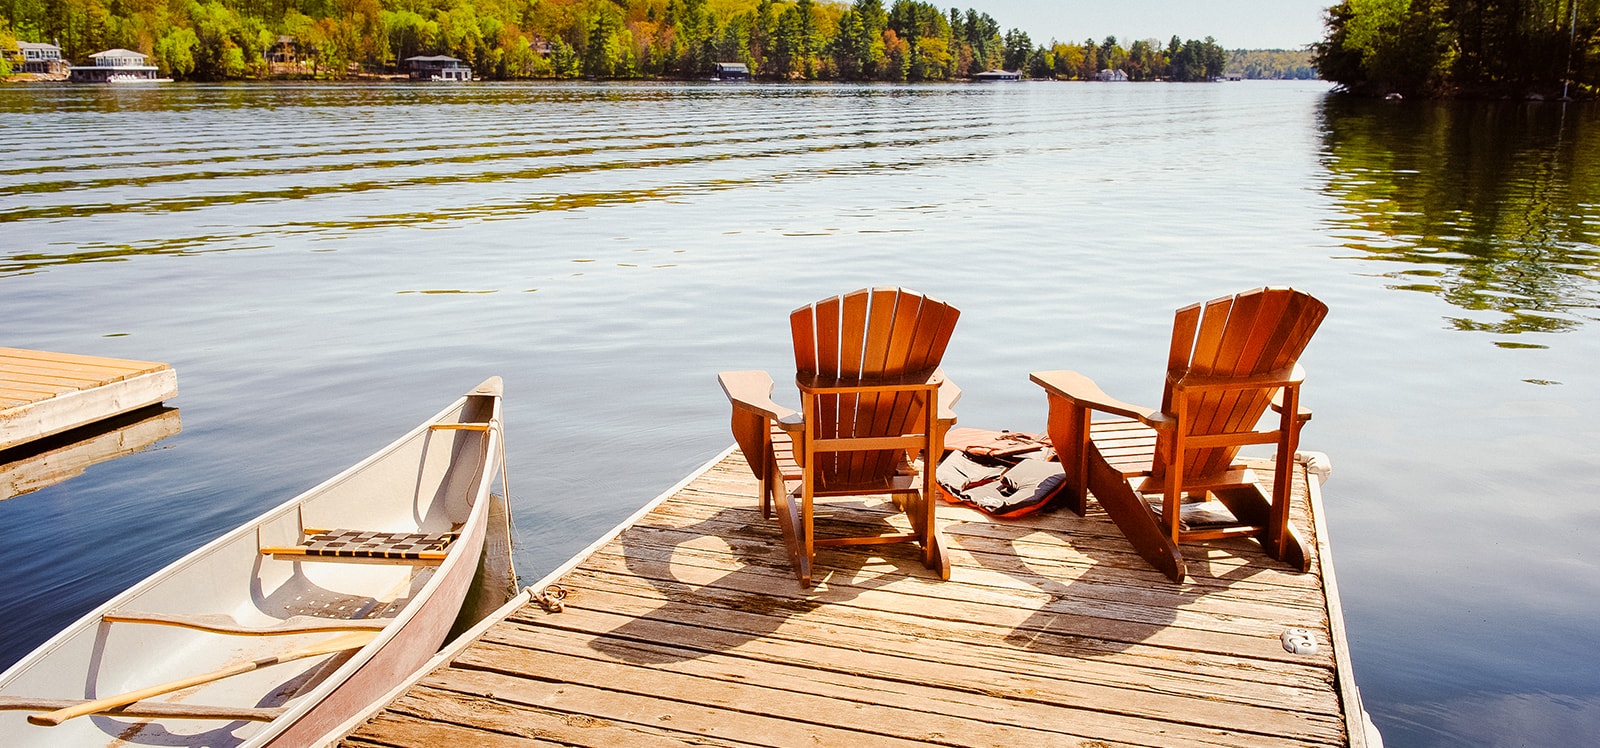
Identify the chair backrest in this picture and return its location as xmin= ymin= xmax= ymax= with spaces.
xmin=1158 ymin=287 xmax=1327 ymax=481
xmin=790 ymin=288 xmax=959 ymax=488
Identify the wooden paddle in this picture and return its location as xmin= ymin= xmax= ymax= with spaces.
xmin=28 ymin=631 xmax=378 ymax=726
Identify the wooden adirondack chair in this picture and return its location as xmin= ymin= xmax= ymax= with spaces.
xmin=718 ymin=288 xmax=961 ymax=587
xmin=1030 ymin=287 xmax=1327 ymax=583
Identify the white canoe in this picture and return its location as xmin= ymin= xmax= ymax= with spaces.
xmin=0 ymin=377 xmax=504 ymax=746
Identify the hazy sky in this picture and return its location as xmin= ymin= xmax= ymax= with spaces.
xmin=969 ymin=1 xmax=1334 ymax=51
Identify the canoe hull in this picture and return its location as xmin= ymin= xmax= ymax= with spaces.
xmin=0 ymin=377 xmax=503 ymax=747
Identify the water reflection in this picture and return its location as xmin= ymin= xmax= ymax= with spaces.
xmin=1319 ymin=98 xmax=1600 ymax=342
xmin=0 ymin=407 xmax=180 ymax=501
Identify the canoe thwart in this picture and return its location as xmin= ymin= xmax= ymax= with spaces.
xmin=0 ymin=696 xmax=285 ymax=722
xmin=261 ymin=528 xmax=458 ymax=565
xmin=429 ymin=422 xmax=492 ymax=431
xmin=102 ymin=610 xmax=389 ymax=636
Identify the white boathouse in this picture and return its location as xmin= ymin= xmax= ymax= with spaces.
xmin=68 ymin=49 xmax=164 ymax=82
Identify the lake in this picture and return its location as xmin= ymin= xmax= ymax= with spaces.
xmin=2 ymin=80 xmax=1597 ymax=747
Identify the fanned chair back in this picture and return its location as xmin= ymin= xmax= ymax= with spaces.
xmin=1155 ymin=288 xmax=1327 ymax=486
xmin=719 ymin=287 xmax=960 ymax=586
xmin=790 ymin=288 xmax=959 ymax=491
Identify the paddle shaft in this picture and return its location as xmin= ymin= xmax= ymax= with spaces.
xmin=28 ymin=631 xmax=378 ymax=726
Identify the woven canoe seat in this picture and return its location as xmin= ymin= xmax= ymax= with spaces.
xmin=261 ymin=528 xmax=458 ymax=564
xmin=301 ymin=529 xmax=457 ymax=559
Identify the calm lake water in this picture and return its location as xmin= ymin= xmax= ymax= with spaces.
xmin=3 ymin=80 xmax=1597 ymax=747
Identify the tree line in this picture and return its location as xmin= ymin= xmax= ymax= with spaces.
xmin=1 ymin=0 xmax=1232 ymax=82
xmin=1226 ymin=49 xmax=1316 ymax=80
xmin=1314 ymin=0 xmax=1598 ymax=97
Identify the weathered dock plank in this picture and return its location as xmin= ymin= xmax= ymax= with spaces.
xmin=341 ymin=448 xmax=1368 ymax=747
xmin=0 ymin=348 xmax=176 ymax=452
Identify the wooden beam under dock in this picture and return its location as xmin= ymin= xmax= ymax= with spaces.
xmin=0 ymin=348 xmax=177 ymax=452
xmin=340 ymin=447 xmax=1373 ymax=747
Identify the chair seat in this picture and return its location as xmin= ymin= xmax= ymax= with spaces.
xmin=1088 ymin=417 xmax=1258 ymax=493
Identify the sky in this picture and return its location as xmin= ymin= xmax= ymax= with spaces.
xmin=968 ymin=1 xmax=1335 ymax=51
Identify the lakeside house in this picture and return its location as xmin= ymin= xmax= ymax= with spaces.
xmin=713 ymin=62 xmax=751 ymax=81
xmin=1096 ymin=68 xmax=1130 ymax=82
xmin=973 ymin=69 xmax=1021 ymax=81
xmin=268 ymin=36 xmax=298 ymax=66
xmin=405 ymin=55 xmax=472 ymax=81
xmin=68 ymin=49 xmax=165 ymax=82
xmin=16 ymin=41 xmax=66 ymax=74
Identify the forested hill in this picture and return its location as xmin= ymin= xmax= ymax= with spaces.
xmin=1226 ymin=49 xmax=1316 ymax=80
xmin=1315 ymin=0 xmax=1597 ymax=98
xmin=1 ymin=0 xmax=1238 ymax=82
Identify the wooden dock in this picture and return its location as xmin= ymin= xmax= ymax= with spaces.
xmin=338 ymin=447 xmax=1372 ymax=747
xmin=0 ymin=348 xmax=177 ymax=453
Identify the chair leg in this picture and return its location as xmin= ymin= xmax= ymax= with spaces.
xmin=1045 ymin=397 xmax=1092 ymax=516
xmin=1084 ymin=444 xmax=1185 ymax=583
xmin=769 ymin=482 xmax=811 ymax=587
xmin=923 ymin=519 xmax=951 ymax=581
xmin=910 ymin=487 xmax=950 ymax=580
xmin=759 ymin=474 xmax=773 ymax=520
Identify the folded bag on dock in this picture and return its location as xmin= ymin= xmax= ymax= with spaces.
xmin=936 ymin=441 xmax=1066 ymax=518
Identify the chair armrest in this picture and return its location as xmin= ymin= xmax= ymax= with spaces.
xmin=1029 ymin=370 xmax=1169 ymax=428
xmin=935 ymin=368 xmax=960 ymax=425
xmin=718 ymin=371 xmax=803 ymax=430
xmin=1270 ymin=388 xmax=1313 ymax=422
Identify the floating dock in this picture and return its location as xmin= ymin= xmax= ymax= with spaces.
xmin=0 ymin=348 xmax=177 ymax=453
xmin=338 ymin=447 xmax=1373 ymax=747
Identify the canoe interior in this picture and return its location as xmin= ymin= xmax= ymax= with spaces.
xmin=0 ymin=387 xmax=500 ymax=747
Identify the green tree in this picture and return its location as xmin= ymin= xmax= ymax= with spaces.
xmin=548 ymin=36 xmax=580 ymax=76
xmin=1312 ymin=0 xmax=1453 ymax=96
xmin=1166 ymin=36 xmax=1224 ymax=81
xmin=831 ymin=0 xmax=884 ymax=79
xmin=1048 ymin=40 xmax=1082 ymax=79
xmin=188 ymin=1 xmax=247 ymax=79
xmin=886 ymin=0 xmax=950 ymax=79
xmin=382 ymin=9 xmax=436 ymax=66
xmin=582 ymin=2 xmax=632 ymax=78
xmin=1314 ymin=0 xmax=1597 ymax=97
xmin=154 ymin=25 xmax=200 ymax=77
xmin=1000 ymin=26 xmax=1027 ymax=70
xmin=1098 ymin=34 xmax=1125 ymax=73
xmin=1 ymin=19 xmax=16 ymax=75
xmin=1126 ymin=38 xmax=1161 ymax=80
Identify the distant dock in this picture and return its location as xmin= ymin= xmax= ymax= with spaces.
xmin=0 ymin=348 xmax=177 ymax=452
xmin=336 ymin=447 xmax=1375 ymax=747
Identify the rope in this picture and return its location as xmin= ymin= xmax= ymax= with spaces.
xmin=534 ymin=585 xmax=567 ymax=613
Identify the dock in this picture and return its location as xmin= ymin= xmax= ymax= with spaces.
xmin=339 ymin=447 xmax=1372 ymax=747
xmin=0 ymin=348 xmax=177 ymax=453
